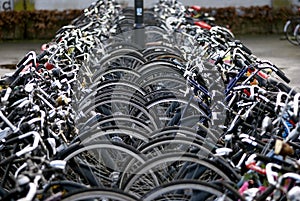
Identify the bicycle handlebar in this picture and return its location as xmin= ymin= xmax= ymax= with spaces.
xmin=275 ymin=68 xmax=290 ymax=83
xmin=257 ymin=60 xmax=290 ymax=83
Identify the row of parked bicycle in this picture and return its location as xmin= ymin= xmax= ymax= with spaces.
xmin=284 ymin=10 xmax=300 ymax=45
xmin=1 ymin=0 xmax=300 ymax=200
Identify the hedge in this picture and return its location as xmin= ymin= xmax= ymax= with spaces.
xmin=0 ymin=6 xmax=296 ymax=40
xmin=0 ymin=10 xmax=82 ymax=40
xmin=202 ymin=6 xmax=296 ymax=35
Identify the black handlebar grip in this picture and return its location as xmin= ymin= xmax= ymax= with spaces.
xmin=0 ymin=154 xmax=16 ymax=165
xmin=10 ymin=76 xmax=22 ymax=88
xmin=276 ymin=69 xmax=290 ymax=83
xmin=219 ymin=43 xmax=227 ymax=51
xmin=234 ymin=59 xmax=245 ymax=68
xmin=257 ymin=102 xmax=275 ymax=114
xmin=12 ymin=64 xmax=26 ymax=79
xmin=241 ymin=44 xmax=252 ymax=55
xmin=244 ymin=59 xmax=251 ymax=66
xmin=214 ymin=36 xmax=226 ymax=46
xmin=36 ymin=50 xmax=49 ymax=62
xmin=214 ymin=57 xmax=223 ymax=65
xmin=255 ymin=153 xmax=273 ymax=163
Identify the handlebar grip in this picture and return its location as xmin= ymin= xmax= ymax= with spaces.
xmin=257 ymin=102 xmax=275 ymax=113
xmin=241 ymin=44 xmax=252 ymax=55
xmin=277 ymin=82 xmax=296 ymax=95
xmin=12 ymin=64 xmax=26 ymax=78
xmin=255 ymin=153 xmax=273 ymax=163
xmin=219 ymin=43 xmax=227 ymax=51
xmin=0 ymin=154 xmax=16 ymax=165
xmin=214 ymin=37 xmax=227 ymax=48
xmin=276 ymin=69 xmax=290 ymax=83
xmin=244 ymin=59 xmax=251 ymax=66
xmin=5 ymin=64 xmax=26 ymax=85
xmin=36 ymin=50 xmax=49 ymax=62
xmin=234 ymin=59 xmax=246 ymax=68
xmin=10 ymin=75 xmax=23 ymax=88
xmin=214 ymin=57 xmax=223 ymax=65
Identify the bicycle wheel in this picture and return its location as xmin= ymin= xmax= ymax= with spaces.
xmin=146 ymin=96 xmax=210 ymax=127
xmin=143 ymin=51 xmax=185 ymax=62
xmin=141 ymin=180 xmax=243 ymax=201
xmin=76 ymin=79 xmax=147 ymax=108
xmin=92 ymin=88 xmax=147 ymax=107
xmin=103 ymin=42 xmax=141 ymax=53
xmin=76 ymin=126 xmax=149 ymax=148
xmin=60 ymin=141 xmax=146 ymax=188
xmin=150 ymin=126 xmax=218 ymax=151
xmin=284 ymin=18 xmax=300 ymax=45
xmin=136 ymin=60 xmax=183 ymax=74
xmin=144 ymin=28 xmax=170 ymax=43
xmin=92 ymin=67 xmax=141 ymax=83
xmin=61 ymin=187 xmax=138 ymax=201
xmin=81 ymin=97 xmax=159 ymax=130
xmin=96 ymin=51 xmax=146 ymax=69
xmin=294 ymin=23 xmax=300 ymax=45
xmin=121 ymin=152 xmax=233 ymax=197
xmin=144 ymin=89 xmax=185 ymax=102
xmin=141 ymin=45 xmax=183 ymax=58
xmin=137 ymin=136 xmax=213 ymax=159
xmin=135 ymin=65 xmax=185 ymax=84
xmin=140 ymin=76 xmax=187 ymax=93
xmin=79 ymin=114 xmax=156 ymax=134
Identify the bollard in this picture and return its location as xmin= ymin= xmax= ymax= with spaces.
xmin=133 ymin=0 xmax=145 ymax=49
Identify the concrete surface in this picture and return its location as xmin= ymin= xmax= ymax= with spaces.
xmin=0 ymin=40 xmax=45 ymax=66
xmin=0 ymin=35 xmax=299 ymax=88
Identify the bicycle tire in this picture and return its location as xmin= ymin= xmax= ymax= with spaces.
xmin=82 ymin=114 xmax=156 ymax=134
xmin=140 ymin=76 xmax=187 ymax=93
xmin=82 ymin=97 xmax=159 ymax=129
xmin=136 ymin=60 xmax=183 ymax=74
xmin=88 ymin=90 xmax=148 ymax=112
xmin=77 ymin=126 xmax=149 ymax=146
xmin=88 ymin=79 xmax=147 ymax=95
xmin=121 ymin=152 xmax=233 ymax=195
xmin=61 ymin=187 xmax=138 ymax=201
xmin=143 ymin=51 xmax=185 ymax=62
xmin=141 ymin=180 xmax=241 ymax=201
xmin=148 ymin=125 xmax=212 ymax=140
xmin=61 ymin=141 xmax=146 ymax=187
xmin=294 ymin=23 xmax=300 ymax=45
xmin=135 ymin=66 xmax=185 ymax=84
xmin=137 ymin=136 xmax=213 ymax=159
xmin=77 ymin=80 xmax=147 ymax=108
xmin=146 ymin=96 xmax=210 ymax=117
xmin=284 ymin=19 xmax=300 ymax=45
xmin=97 ymin=51 xmax=146 ymax=69
xmin=92 ymin=67 xmax=141 ymax=83
xmin=103 ymin=42 xmax=141 ymax=53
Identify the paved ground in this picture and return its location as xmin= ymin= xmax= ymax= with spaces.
xmin=0 ymin=35 xmax=299 ymax=87
xmin=0 ymin=40 xmax=46 ymax=74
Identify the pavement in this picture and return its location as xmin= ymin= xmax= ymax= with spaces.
xmin=0 ymin=35 xmax=299 ymax=87
xmin=0 ymin=40 xmax=46 ymax=74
